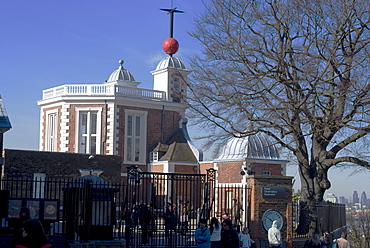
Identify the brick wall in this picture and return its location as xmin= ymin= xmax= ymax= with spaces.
xmin=247 ymin=175 xmax=293 ymax=248
xmin=3 ymin=149 xmax=122 ymax=183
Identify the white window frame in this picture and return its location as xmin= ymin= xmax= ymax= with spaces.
xmin=45 ymin=110 xmax=58 ymax=152
xmin=262 ymin=170 xmax=271 ymax=176
xmin=75 ymin=107 xmax=102 ymax=154
xmin=124 ymin=110 xmax=147 ymax=164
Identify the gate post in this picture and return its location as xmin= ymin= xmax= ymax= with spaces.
xmin=206 ymin=168 xmax=216 ymax=218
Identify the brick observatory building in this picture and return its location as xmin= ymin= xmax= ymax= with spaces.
xmin=37 ymin=52 xmax=202 ymax=176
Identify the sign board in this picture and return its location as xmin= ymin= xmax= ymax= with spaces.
xmin=263 ymin=186 xmax=286 ymax=198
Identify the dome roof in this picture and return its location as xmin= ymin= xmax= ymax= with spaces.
xmin=70 ymin=175 xmax=109 ymax=188
xmin=106 ymin=60 xmax=138 ymax=86
xmin=216 ymin=132 xmax=280 ymax=161
xmin=156 ymin=56 xmax=187 ymax=70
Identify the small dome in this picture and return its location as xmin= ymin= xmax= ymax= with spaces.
xmin=216 ymin=132 xmax=280 ymax=161
xmin=106 ymin=60 xmax=137 ymax=83
xmin=156 ymin=56 xmax=187 ymax=71
xmin=71 ymin=175 xmax=109 ymax=188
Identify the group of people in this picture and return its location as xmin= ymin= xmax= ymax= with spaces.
xmin=11 ymin=207 xmax=54 ymax=248
xmin=304 ymin=231 xmax=352 ymax=248
xmin=195 ymin=217 xmax=255 ymax=248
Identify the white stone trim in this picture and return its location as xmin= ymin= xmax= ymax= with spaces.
xmin=60 ymin=104 xmax=70 ymax=152
xmin=105 ymin=102 xmax=115 ymax=155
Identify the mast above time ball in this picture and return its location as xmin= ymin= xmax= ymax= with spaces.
xmin=160 ymin=7 xmax=184 ymax=57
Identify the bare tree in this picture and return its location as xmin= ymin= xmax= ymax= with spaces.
xmin=346 ymin=204 xmax=370 ymax=248
xmin=187 ymin=0 xmax=370 ymax=233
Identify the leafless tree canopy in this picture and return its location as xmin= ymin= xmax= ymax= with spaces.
xmin=188 ymin=0 xmax=370 ymax=230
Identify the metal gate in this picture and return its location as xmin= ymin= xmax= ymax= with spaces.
xmin=123 ymin=166 xmax=216 ymax=248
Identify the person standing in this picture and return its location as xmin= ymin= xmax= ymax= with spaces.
xmin=268 ymin=220 xmax=282 ymax=248
xmin=210 ymin=217 xmax=222 ymax=248
xmin=221 ymin=219 xmax=239 ymax=248
xmin=231 ymin=199 xmax=243 ymax=232
xmin=15 ymin=219 xmax=53 ymax=248
xmin=320 ymin=232 xmax=331 ymax=248
xmin=335 ymin=232 xmax=352 ymax=248
xmin=12 ymin=207 xmax=32 ymax=247
xmin=138 ymin=203 xmax=152 ymax=244
xmin=303 ymin=232 xmax=323 ymax=248
xmin=239 ymin=227 xmax=254 ymax=248
xmin=194 ymin=219 xmax=211 ymax=248
xmin=180 ymin=202 xmax=189 ymax=236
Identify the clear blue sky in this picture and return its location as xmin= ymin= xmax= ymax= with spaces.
xmin=1 ymin=0 xmax=369 ymax=201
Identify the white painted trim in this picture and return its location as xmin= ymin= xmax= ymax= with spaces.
xmin=60 ymin=104 xmax=70 ymax=152
xmin=44 ymin=109 xmax=58 ymax=152
xmin=124 ymin=109 xmax=148 ymax=164
xmin=75 ymin=107 xmax=102 ymax=154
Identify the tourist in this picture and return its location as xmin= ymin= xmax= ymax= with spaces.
xmin=320 ymin=231 xmax=331 ymax=248
xmin=335 ymin=232 xmax=352 ymax=248
xmin=194 ymin=219 xmax=211 ymax=248
xmin=268 ymin=220 xmax=282 ymax=248
xmin=239 ymin=227 xmax=254 ymax=248
xmin=222 ymin=212 xmax=230 ymax=221
xmin=210 ymin=217 xmax=222 ymax=248
xmin=221 ymin=219 xmax=239 ymax=248
xmin=231 ymin=198 xmax=243 ymax=232
xmin=12 ymin=207 xmax=32 ymax=247
xmin=15 ymin=219 xmax=53 ymax=248
xmin=180 ymin=202 xmax=189 ymax=236
xmin=303 ymin=232 xmax=322 ymax=248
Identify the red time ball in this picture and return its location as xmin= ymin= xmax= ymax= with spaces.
xmin=162 ymin=38 xmax=179 ymax=55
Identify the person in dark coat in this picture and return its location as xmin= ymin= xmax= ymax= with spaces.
xmin=139 ymin=203 xmax=152 ymax=244
xmin=221 ymin=219 xmax=239 ymax=248
xmin=15 ymin=219 xmax=53 ymax=248
xmin=12 ymin=207 xmax=32 ymax=247
xmin=303 ymin=232 xmax=323 ymax=248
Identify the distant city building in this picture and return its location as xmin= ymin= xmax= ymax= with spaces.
xmin=361 ymin=191 xmax=367 ymax=204
xmin=353 ymin=191 xmax=359 ymax=204
xmin=326 ymin=193 xmax=338 ymax=203
xmin=338 ymin=196 xmax=348 ymax=205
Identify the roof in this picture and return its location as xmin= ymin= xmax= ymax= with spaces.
xmin=216 ymin=132 xmax=280 ymax=161
xmin=156 ymin=56 xmax=188 ymax=70
xmin=151 ymin=119 xmax=202 ymax=163
xmin=158 ymin=128 xmax=198 ymax=163
xmin=105 ymin=60 xmax=139 ymax=87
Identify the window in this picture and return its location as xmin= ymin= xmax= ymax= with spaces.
xmin=125 ymin=110 xmax=147 ymax=163
xmin=150 ymin=151 xmax=159 ymax=162
xmin=262 ymin=170 xmax=271 ymax=176
xmin=46 ymin=111 xmax=58 ymax=152
xmin=76 ymin=108 xmax=101 ymax=154
xmin=33 ymin=173 xmax=46 ymax=198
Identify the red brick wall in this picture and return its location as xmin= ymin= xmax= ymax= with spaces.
xmin=216 ymin=162 xmax=243 ymax=183
xmin=251 ymin=162 xmax=283 ymax=175
xmin=116 ymin=105 xmax=182 ymax=168
xmin=174 ymin=164 xmax=196 ymax=173
xmin=247 ymin=176 xmax=293 ymax=248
